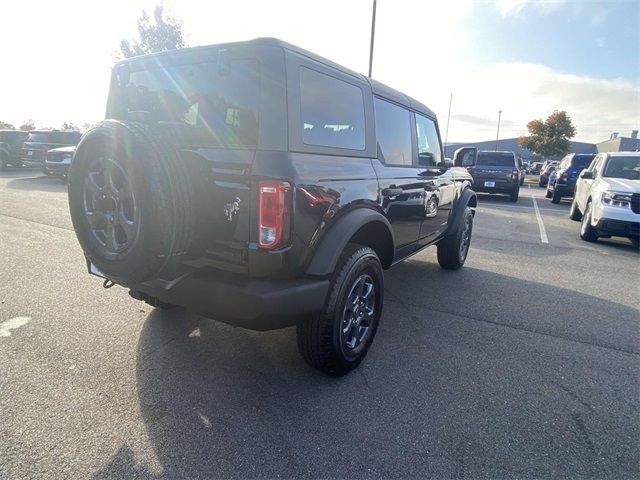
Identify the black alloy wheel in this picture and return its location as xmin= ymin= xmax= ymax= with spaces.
xmin=83 ymin=155 xmax=138 ymax=255
xmin=340 ymin=274 xmax=376 ymax=353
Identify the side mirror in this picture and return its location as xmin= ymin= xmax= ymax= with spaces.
xmin=443 ymin=158 xmax=453 ymax=168
xmin=453 ymin=147 xmax=477 ymax=167
xmin=579 ymin=170 xmax=593 ymax=180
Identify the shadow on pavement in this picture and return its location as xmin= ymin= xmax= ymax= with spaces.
xmin=92 ymin=262 xmax=640 ymax=478
xmin=4 ymin=174 xmax=67 ymax=192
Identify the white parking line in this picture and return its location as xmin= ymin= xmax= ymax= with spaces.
xmin=528 ymin=185 xmax=549 ymax=244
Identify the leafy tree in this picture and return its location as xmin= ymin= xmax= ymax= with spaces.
xmin=119 ymin=4 xmax=187 ymax=59
xmin=19 ymin=119 xmax=36 ymax=131
xmin=0 ymin=121 xmax=16 ymax=130
xmin=518 ymin=110 xmax=577 ymax=158
xmin=61 ymin=122 xmax=80 ymax=131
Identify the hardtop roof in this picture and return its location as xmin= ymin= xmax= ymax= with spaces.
xmin=114 ymin=37 xmax=437 ymax=119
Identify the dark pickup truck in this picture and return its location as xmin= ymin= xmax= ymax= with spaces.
xmin=0 ymin=130 xmax=28 ymax=170
xmin=22 ymin=130 xmax=81 ymax=174
xmin=468 ymin=151 xmax=520 ymax=202
xmin=68 ymin=38 xmax=479 ymax=375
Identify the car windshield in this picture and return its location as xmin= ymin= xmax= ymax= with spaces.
xmin=111 ymin=59 xmax=260 ymax=148
xmin=572 ymin=155 xmax=595 ymax=168
xmin=603 ymin=156 xmax=640 ymax=180
xmin=476 ymin=153 xmax=515 ymax=167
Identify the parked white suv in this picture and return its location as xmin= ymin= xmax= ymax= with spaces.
xmin=570 ymin=152 xmax=639 ymax=245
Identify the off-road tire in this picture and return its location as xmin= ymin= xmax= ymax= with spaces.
xmin=569 ymin=199 xmax=582 ymax=221
xmin=580 ymin=201 xmax=598 ymax=242
xmin=297 ymin=244 xmax=383 ymax=376
xmin=68 ymin=120 xmax=195 ymax=284
xmin=437 ymin=206 xmax=473 ymax=270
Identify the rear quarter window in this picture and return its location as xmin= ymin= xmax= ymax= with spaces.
xmin=299 ymin=67 xmax=365 ymax=151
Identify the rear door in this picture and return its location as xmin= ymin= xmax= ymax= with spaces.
xmin=371 ymin=97 xmax=422 ymax=258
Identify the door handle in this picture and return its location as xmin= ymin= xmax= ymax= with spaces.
xmin=382 ymin=188 xmax=403 ymax=197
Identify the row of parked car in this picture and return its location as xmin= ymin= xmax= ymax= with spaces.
xmin=0 ymin=129 xmax=79 ymax=176
xmin=539 ymin=152 xmax=639 ymax=246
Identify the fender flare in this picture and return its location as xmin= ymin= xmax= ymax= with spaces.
xmin=305 ymin=208 xmax=395 ymax=276
xmin=445 ymin=188 xmax=477 ymax=237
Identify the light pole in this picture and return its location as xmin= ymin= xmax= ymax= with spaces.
xmin=495 ymin=110 xmax=502 ymax=151
xmin=444 ymin=93 xmax=453 ymax=152
xmin=368 ymin=0 xmax=377 ymax=77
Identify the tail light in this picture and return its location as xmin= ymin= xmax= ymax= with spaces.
xmin=511 ymin=169 xmax=519 ymax=180
xmin=560 ymin=171 xmax=569 ymax=181
xmin=258 ymin=180 xmax=291 ymax=250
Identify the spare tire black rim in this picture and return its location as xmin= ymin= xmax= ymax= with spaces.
xmin=83 ymin=155 xmax=138 ymax=254
xmin=341 ymin=274 xmax=375 ymax=351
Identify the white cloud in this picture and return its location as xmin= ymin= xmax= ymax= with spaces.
xmin=494 ymin=0 xmax=570 ymax=17
xmin=434 ymin=63 xmax=640 ymax=143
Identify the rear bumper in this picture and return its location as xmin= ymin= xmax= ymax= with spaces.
xmin=553 ymin=183 xmax=575 ymax=196
xmin=473 ymin=180 xmax=519 ymax=194
xmin=129 ymin=268 xmax=330 ymax=331
xmin=44 ymin=161 xmax=70 ymax=176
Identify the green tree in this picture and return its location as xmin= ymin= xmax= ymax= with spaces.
xmin=61 ymin=122 xmax=80 ymax=131
xmin=119 ymin=4 xmax=187 ymax=59
xmin=0 ymin=121 xmax=16 ymax=129
xmin=19 ymin=119 xmax=36 ymax=131
xmin=518 ymin=110 xmax=577 ymax=158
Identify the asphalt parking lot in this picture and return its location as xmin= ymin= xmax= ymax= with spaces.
xmin=1 ymin=169 xmax=638 ymax=479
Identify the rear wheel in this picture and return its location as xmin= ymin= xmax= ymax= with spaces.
xmin=297 ymin=244 xmax=383 ymax=376
xmin=551 ymin=187 xmax=562 ymax=204
xmin=437 ymin=206 xmax=473 ymax=270
xmin=580 ymin=201 xmax=598 ymax=242
xmin=510 ymin=188 xmax=519 ymax=202
xmin=545 ymin=187 xmax=553 ymax=198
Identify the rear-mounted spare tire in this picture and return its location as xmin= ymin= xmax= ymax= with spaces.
xmin=68 ymin=120 xmax=195 ymax=285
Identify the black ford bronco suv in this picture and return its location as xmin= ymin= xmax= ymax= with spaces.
xmin=68 ymin=38 xmax=478 ymax=375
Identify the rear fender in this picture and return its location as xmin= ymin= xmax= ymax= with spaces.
xmin=305 ymin=208 xmax=394 ymax=276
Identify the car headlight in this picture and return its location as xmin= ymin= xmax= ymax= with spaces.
xmin=602 ymin=191 xmax=632 ymax=208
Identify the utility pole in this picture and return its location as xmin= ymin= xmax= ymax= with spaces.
xmin=495 ymin=110 xmax=502 ymax=151
xmin=444 ymin=93 xmax=453 ymax=152
xmin=368 ymin=0 xmax=377 ymax=77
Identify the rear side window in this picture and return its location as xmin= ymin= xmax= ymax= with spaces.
xmin=572 ymin=155 xmax=595 ymax=169
xmin=374 ymin=98 xmax=412 ymax=166
xmin=26 ymin=133 xmax=50 ymax=143
xmin=299 ymin=67 xmax=365 ymax=150
xmin=121 ymin=59 xmax=260 ymax=148
xmin=415 ymin=113 xmax=442 ymax=167
xmin=477 ymin=152 xmax=516 ymax=167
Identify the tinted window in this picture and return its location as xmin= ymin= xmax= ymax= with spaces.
xmin=26 ymin=133 xmax=50 ymax=143
xmin=572 ymin=155 xmax=595 ymax=169
xmin=603 ymin=156 xmax=640 ymax=180
xmin=52 ymin=132 xmax=81 ymax=144
xmin=299 ymin=67 xmax=365 ymax=150
xmin=121 ymin=60 xmax=260 ymax=148
xmin=476 ymin=152 xmax=516 ymax=167
xmin=374 ymin=98 xmax=412 ymax=166
xmin=415 ymin=113 xmax=442 ymax=167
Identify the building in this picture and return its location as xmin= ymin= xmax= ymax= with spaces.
xmin=444 ymin=130 xmax=639 ymax=161
xmin=444 ymin=138 xmax=596 ymax=161
xmin=596 ymin=131 xmax=640 ymax=153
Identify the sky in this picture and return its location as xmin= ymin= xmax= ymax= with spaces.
xmin=1 ymin=0 xmax=638 ymax=143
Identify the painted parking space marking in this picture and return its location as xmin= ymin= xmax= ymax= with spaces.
xmin=528 ymin=185 xmax=549 ymax=244
xmin=0 ymin=316 xmax=31 ymax=337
